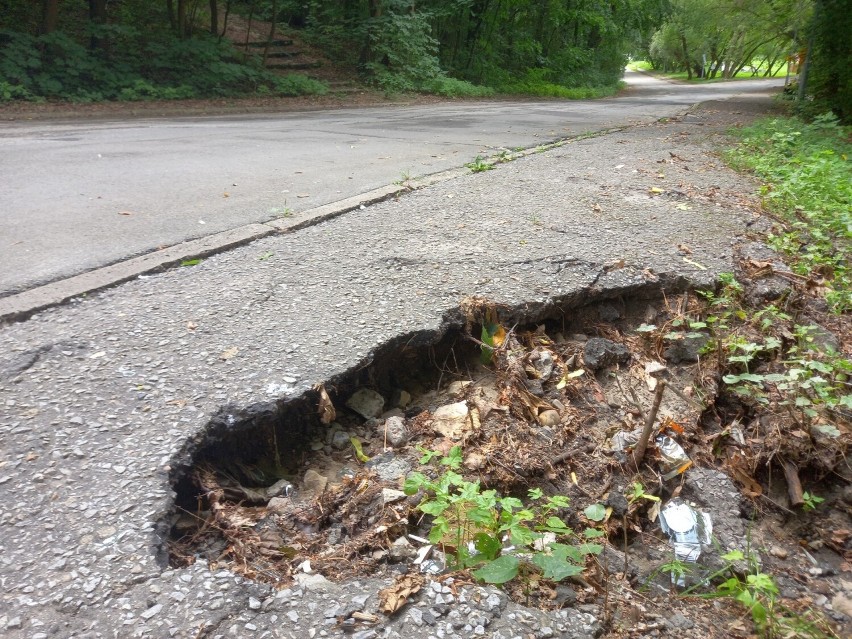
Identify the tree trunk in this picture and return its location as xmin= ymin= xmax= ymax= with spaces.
xmin=263 ymin=0 xmax=278 ymax=65
xmin=220 ymin=0 xmax=232 ymax=40
xmin=680 ymin=34 xmax=692 ymax=80
xmin=89 ymin=0 xmax=107 ymax=49
xmin=166 ymin=0 xmax=176 ymax=31
xmin=41 ymin=0 xmax=60 ymax=36
xmin=177 ymin=0 xmax=188 ymax=37
xmin=209 ymin=0 xmax=219 ymax=36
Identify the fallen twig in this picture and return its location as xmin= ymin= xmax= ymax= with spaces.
xmin=781 ymin=458 xmax=805 ymax=508
xmin=634 ymin=381 xmax=666 ymax=467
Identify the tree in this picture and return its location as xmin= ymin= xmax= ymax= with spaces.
xmin=40 ymin=0 xmax=60 ymax=35
xmin=806 ymin=0 xmax=852 ymax=120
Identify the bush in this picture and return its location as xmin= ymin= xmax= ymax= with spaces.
xmin=270 ymin=73 xmax=328 ymax=96
xmin=422 ymin=76 xmax=494 ymax=98
xmin=365 ymin=10 xmax=442 ymax=94
xmin=0 ymin=27 xmax=327 ymax=102
xmin=501 ymin=78 xmax=621 ymax=99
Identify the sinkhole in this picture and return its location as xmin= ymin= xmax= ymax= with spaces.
xmin=161 ymin=288 xmax=708 ymax=589
xmin=160 ymin=281 xmax=846 ymax=603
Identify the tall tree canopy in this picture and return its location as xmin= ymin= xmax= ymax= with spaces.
xmin=0 ymin=0 xmax=848 ymax=115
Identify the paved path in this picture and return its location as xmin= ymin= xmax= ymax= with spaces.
xmin=0 ymin=89 xmax=783 ymax=638
xmin=0 ymin=73 xmax=783 ymax=297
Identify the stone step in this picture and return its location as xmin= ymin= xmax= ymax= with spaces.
xmin=265 ymin=50 xmax=302 ymax=59
xmin=267 ymin=61 xmax=323 ymax=70
xmin=243 ymin=38 xmax=293 ymax=48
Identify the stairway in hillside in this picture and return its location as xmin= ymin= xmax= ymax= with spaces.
xmin=223 ymin=12 xmax=364 ymax=93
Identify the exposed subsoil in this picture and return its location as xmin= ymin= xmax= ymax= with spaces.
xmin=167 ymin=270 xmax=851 ymax=638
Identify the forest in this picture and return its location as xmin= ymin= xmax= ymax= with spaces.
xmin=0 ymin=1 xmax=848 ymax=119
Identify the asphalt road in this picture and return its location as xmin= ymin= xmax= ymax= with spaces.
xmin=0 ymin=72 xmax=784 ymax=295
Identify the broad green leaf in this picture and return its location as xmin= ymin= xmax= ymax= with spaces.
xmin=584 ymin=528 xmax=605 ymax=539
xmin=472 ymin=555 xmax=519 ymax=584
xmin=473 ymin=533 xmax=501 ymax=560
xmin=721 ymin=550 xmax=745 ymax=562
xmin=813 ymin=423 xmax=841 ymax=437
xmin=550 ymin=543 xmax=583 ymax=563
xmin=547 ymin=495 xmax=570 ymax=509
xmin=723 ymin=373 xmax=764 ymax=384
xmin=419 ymin=501 xmax=448 ymax=516
xmin=576 ymin=543 xmax=603 ymax=556
xmin=441 ymin=446 xmax=463 ymax=468
xmin=533 ymin=553 xmax=584 ymax=582
xmin=584 ymin=503 xmax=606 ymax=522
xmin=403 ymin=473 xmax=427 ymax=495
xmin=544 ymin=516 xmax=570 ymax=532
xmin=499 ymin=497 xmax=524 ymax=511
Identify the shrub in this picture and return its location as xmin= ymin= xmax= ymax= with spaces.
xmin=422 ymin=76 xmax=494 ymax=98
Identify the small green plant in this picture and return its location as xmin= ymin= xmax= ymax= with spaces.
xmin=404 ymin=447 xmax=604 ymax=585
xmin=180 ymin=258 xmax=202 ymax=267
xmin=626 ymin=481 xmax=661 ymax=504
xmin=395 ymin=170 xmax=414 ymax=186
xmin=802 ymin=491 xmax=825 ymax=511
xmin=651 ymin=557 xmax=693 ymax=591
xmin=678 ymin=548 xmax=833 ymax=638
xmin=720 ymin=324 xmax=851 ymax=418
xmin=725 ymin=116 xmax=851 ymax=313
xmin=465 ymin=156 xmax=494 ymax=173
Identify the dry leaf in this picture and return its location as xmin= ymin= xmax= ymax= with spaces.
xmin=677 ymin=243 xmax=692 ymax=255
xmin=118 ymin=211 xmax=134 ymax=216
xmin=315 ymin=384 xmax=336 ymax=425
xmin=727 ymin=458 xmax=762 ymax=497
xmin=220 ymin=346 xmax=239 ymax=360
xmin=592 ymin=203 xmax=602 ymax=213
xmin=682 ymin=256 xmax=707 ymax=270
xmin=186 ymin=321 xmax=197 ymax=331
xmin=378 ymin=573 xmax=424 ymax=614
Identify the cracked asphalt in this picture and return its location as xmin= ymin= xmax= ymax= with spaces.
xmin=0 ymin=90 xmax=780 ymax=638
xmin=0 ymin=73 xmax=784 ymax=297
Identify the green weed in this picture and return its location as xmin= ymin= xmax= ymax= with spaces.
xmin=403 ymin=447 xmax=604 ymax=585
xmin=725 ymin=114 xmax=851 ymax=312
xmin=466 ymin=156 xmax=494 ymax=173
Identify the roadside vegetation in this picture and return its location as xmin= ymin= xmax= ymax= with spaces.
xmin=725 ymin=113 xmax=851 ymax=312
xmin=2 ymin=1 xmax=847 ymax=117
xmin=628 ymin=59 xmax=787 ymax=82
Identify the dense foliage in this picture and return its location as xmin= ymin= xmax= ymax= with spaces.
xmin=0 ymin=0 xmax=327 ymax=101
xmin=252 ymin=0 xmax=667 ymax=94
xmin=1 ymin=1 xmax=847 ymax=109
xmin=646 ymin=0 xmax=810 ymax=80
xmin=805 ymin=0 xmax=852 ymax=121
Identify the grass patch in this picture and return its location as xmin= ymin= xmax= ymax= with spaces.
xmin=500 ymin=80 xmax=621 ymax=99
xmin=422 ymin=76 xmax=495 ymax=98
xmin=626 ymin=60 xmax=653 ymax=71
xmin=725 ymin=113 xmax=852 ymax=312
